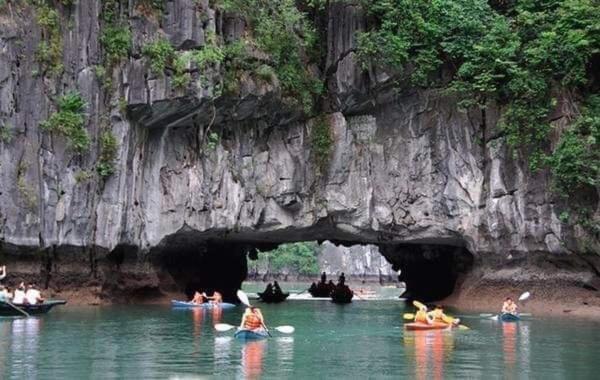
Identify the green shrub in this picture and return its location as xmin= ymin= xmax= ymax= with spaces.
xmin=142 ymin=39 xmax=175 ymax=76
xmin=100 ymin=26 xmax=132 ymax=64
xmin=35 ymin=3 xmax=63 ymax=75
xmin=311 ymin=114 xmax=333 ymax=176
xmin=41 ymin=91 xmax=90 ymax=154
xmin=96 ymin=130 xmax=119 ymax=178
xmin=249 ymin=242 xmax=320 ymax=276
xmin=547 ymin=96 xmax=599 ymax=195
xmin=0 ymin=123 xmax=13 ymax=143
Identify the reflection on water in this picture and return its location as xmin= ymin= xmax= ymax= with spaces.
xmin=404 ymin=330 xmax=454 ymax=380
xmin=240 ymin=340 xmax=266 ymax=380
xmin=1 ymin=303 xmax=600 ymax=379
xmin=9 ymin=317 xmax=43 ymax=379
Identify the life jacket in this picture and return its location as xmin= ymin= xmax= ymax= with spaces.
xmin=244 ymin=312 xmax=262 ymax=330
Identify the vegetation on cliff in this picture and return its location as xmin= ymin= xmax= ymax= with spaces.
xmin=357 ymin=0 xmax=599 ymax=232
xmin=248 ymin=242 xmax=320 ymax=276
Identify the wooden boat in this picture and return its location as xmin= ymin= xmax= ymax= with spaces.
xmin=257 ymin=291 xmax=289 ymax=303
xmin=234 ymin=328 xmax=269 ymax=340
xmin=308 ymin=283 xmax=333 ymax=298
xmin=330 ymin=287 xmax=353 ymax=304
xmin=499 ymin=313 xmax=520 ymax=322
xmin=0 ymin=300 xmax=67 ymax=317
xmin=405 ymin=321 xmax=452 ymax=331
xmin=170 ymin=300 xmax=236 ymax=309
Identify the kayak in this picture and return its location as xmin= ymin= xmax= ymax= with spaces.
xmin=170 ymin=300 xmax=236 ymax=309
xmin=405 ymin=322 xmax=452 ymax=331
xmin=500 ymin=313 xmax=520 ymax=322
xmin=234 ymin=328 xmax=269 ymax=340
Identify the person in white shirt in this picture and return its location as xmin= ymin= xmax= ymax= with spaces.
xmin=25 ymin=284 xmax=44 ymax=305
xmin=12 ymin=283 xmax=26 ymax=304
xmin=0 ymin=265 xmax=6 ymax=281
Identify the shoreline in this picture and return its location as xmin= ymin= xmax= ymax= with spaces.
xmin=44 ymin=282 xmax=600 ymax=321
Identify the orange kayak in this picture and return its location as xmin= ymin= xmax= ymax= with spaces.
xmin=405 ymin=322 xmax=452 ymax=331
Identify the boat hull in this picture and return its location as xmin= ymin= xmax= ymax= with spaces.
xmin=405 ymin=322 xmax=452 ymax=331
xmin=170 ymin=300 xmax=236 ymax=309
xmin=0 ymin=300 xmax=67 ymax=317
xmin=234 ymin=328 xmax=269 ymax=340
xmin=257 ymin=292 xmax=289 ymax=303
xmin=500 ymin=313 xmax=520 ymax=322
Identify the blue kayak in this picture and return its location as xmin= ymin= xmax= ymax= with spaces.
xmin=500 ymin=313 xmax=520 ymax=322
xmin=170 ymin=300 xmax=236 ymax=309
xmin=234 ymin=328 xmax=269 ymax=340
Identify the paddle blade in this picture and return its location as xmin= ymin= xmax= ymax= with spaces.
xmin=458 ymin=325 xmax=470 ymax=330
xmin=479 ymin=313 xmax=494 ymax=318
xmin=214 ymin=323 xmax=235 ymax=332
xmin=275 ymin=326 xmax=295 ymax=334
xmin=412 ymin=300 xmax=426 ymax=310
xmin=403 ymin=313 xmax=415 ymax=320
xmin=237 ymin=290 xmax=251 ymax=307
xmin=519 ymin=291 xmax=531 ymax=301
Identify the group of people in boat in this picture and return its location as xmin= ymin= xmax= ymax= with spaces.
xmin=309 ymin=272 xmax=351 ymax=298
xmin=190 ymin=290 xmax=223 ymax=305
xmin=0 ymin=265 xmax=45 ymax=306
xmin=0 ymin=282 xmax=45 ymax=305
xmin=261 ymin=281 xmax=285 ymax=297
xmin=414 ymin=304 xmax=460 ymax=326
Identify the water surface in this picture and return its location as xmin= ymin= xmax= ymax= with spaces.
xmin=1 ymin=301 xmax=599 ymax=379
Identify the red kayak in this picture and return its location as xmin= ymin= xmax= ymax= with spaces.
xmin=405 ymin=322 xmax=453 ymax=331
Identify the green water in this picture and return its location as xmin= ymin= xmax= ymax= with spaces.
xmin=1 ymin=301 xmax=600 ymax=379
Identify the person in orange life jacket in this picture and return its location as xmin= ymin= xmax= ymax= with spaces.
xmin=240 ymin=306 xmax=265 ymax=331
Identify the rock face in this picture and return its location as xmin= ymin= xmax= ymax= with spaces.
xmin=0 ymin=1 xmax=597 ymax=302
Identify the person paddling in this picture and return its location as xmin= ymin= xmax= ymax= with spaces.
xmin=240 ymin=306 xmax=266 ymax=332
xmin=428 ymin=305 xmax=459 ymax=326
xmin=191 ymin=291 xmax=206 ymax=304
xmin=0 ymin=265 xmax=6 ymax=282
xmin=501 ymin=297 xmax=518 ymax=314
xmin=208 ymin=291 xmax=223 ymax=304
xmin=414 ymin=304 xmax=433 ymax=325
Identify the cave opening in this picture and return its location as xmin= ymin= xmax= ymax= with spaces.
xmin=149 ymin=233 xmax=474 ymax=304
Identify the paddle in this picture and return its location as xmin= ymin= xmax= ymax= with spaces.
xmin=214 ymin=323 xmax=295 ymax=334
xmin=4 ymin=300 xmax=29 ymax=317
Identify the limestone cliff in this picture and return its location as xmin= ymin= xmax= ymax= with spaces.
xmin=0 ymin=1 xmax=597 ymax=302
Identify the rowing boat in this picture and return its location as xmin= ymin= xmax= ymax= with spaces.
xmin=234 ymin=328 xmax=269 ymax=340
xmin=0 ymin=300 xmax=67 ymax=317
xmin=257 ymin=291 xmax=289 ymax=303
xmin=170 ymin=300 xmax=236 ymax=309
xmin=404 ymin=322 xmax=452 ymax=331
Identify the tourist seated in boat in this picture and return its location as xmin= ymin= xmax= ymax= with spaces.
xmin=428 ymin=305 xmax=459 ymax=325
xmin=264 ymin=283 xmax=274 ymax=295
xmin=320 ymin=272 xmax=327 ymax=284
xmin=191 ymin=291 xmax=206 ymax=304
xmin=501 ymin=297 xmax=518 ymax=314
xmin=25 ymin=283 xmax=44 ymax=305
xmin=414 ymin=305 xmax=434 ymax=325
xmin=309 ymin=282 xmax=317 ymax=293
xmin=338 ymin=272 xmax=346 ymax=286
xmin=0 ymin=265 xmax=6 ymax=281
xmin=240 ymin=306 xmax=265 ymax=331
xmin=207 ymin=291 xmax=223 ymax=304
xmin=0 ymin=285 xmax=12 ymax=302
xmin=273 ymin=281 xmax=283 ymax=296
xmin=12 ymin=283 xmax=26 ymax=304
